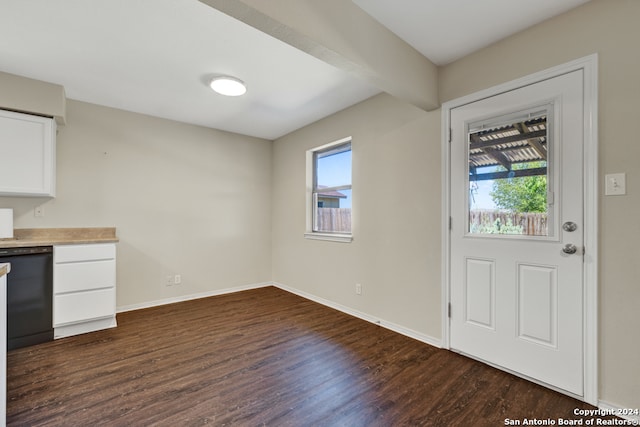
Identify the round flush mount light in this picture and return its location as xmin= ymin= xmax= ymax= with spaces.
xmin=209 ymin=76 xmax=247 ymax=97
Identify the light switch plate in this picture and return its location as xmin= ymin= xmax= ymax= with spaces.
xmin=605 ymin=173 xmax=626 ymax=196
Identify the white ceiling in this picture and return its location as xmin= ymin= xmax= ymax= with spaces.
xmin=0 ymin=0 xmax=379 ymax=140
xmin=0 ymin=0 xmax=591 ymax=140
xmin=352 ymin=0 xmax=592 ymax=66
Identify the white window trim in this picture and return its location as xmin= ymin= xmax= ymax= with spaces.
xmin=305 ymin=136 xmax=353 ymax=243
xmin=303 ymin=231 xmax=353 ymax=243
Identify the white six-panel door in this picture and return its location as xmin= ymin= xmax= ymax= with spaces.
xmin=449 ymin=70 xmax=585 ymax=396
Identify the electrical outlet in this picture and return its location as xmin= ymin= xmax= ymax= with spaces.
xmin=165 ymin=275 xmax=174 ymax=286
xmin=355 ymin=283 xmax=362 ymax=295
xmin=174 ymin=274 xmax=182 ymax=285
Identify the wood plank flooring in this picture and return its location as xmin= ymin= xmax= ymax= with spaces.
xmin=8 ymin=286 xmax=606 ymax=426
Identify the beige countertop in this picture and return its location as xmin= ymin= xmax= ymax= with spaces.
xmin=0 ymin=227 xmax=118 ymax=249
xmin=0 ymin=263 xmax=8 ymax=278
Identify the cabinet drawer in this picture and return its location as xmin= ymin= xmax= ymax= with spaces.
xmin=55 ymin=259 xmax=115 ymax=293
xmin=54 ymin=244 xmax=115 ymax=263
xmin=54 ymin=288 xmax=115 ymax=326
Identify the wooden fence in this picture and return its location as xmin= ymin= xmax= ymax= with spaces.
xmin=316 ymin=208 xmax=546 ymax=236
xmin=316 ymin=208 xmax=351 ymax=233
xmin=469 ymin=209 xmax=548 ymax=236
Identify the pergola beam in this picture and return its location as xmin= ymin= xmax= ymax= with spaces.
xmin=469 ymin=129 xmax=546 ymax=150
xmin=515 ymin=122 xmax=547 ymax=160
xmin=470 ymin=167 xmax=547 ymax=181
xmin=483 ymin=147 xmax=513 ymax=171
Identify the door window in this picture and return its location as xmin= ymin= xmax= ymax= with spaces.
xmin=466 ymin=106 xmax=553 ymax=238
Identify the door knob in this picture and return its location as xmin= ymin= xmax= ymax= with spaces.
xmin=562 ymin=243 xmax=577 ymax=254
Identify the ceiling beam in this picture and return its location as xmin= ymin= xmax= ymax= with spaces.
xmin=198 ymin=0 xmax=439 ymax=111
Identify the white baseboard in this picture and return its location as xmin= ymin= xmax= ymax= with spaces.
xmin=55 ymin=316 xmax=117 ymax=339
xmin=598 ymin=400 xmax=640 ymax=424
xmin=116 ymin=282 xmax=272 ymax=313
xmin=117 ymin=281 xmax=441 ymax=348
xmin=273 ymin=282 xmax=442 ymax=348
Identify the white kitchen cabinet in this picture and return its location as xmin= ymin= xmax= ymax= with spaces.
xmin=0 ymin=109 xmax=56 ymax=197
xmin=53 ymin=244 xmax=116 ymax=338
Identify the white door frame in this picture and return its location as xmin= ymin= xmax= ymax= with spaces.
xmin=440 ymin=54 xmax=599 ymax=405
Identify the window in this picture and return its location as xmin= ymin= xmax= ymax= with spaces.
xmin=467 ymin=106 xmax=553 ymax=238
xmin=305 ymin=137 xmax=352 ymax=242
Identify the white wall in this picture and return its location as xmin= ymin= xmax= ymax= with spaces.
xmin=272 ymin=93 xmax=442 ymax=341
xmin=1 ymin=100 xmax=272 ymax=308
xmin=439 ymin=0 xmax=640 ymax=410
xmin=1 ymin=0 xmax=637 ymax=411
xmin=272 ymin=0 xmax=640 ymax=411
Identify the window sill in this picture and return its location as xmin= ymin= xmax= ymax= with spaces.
xmin=304 ymin=232 xmax=353 ymax=243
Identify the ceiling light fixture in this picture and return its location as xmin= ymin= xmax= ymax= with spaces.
xmin=209 ymin=76 xmax=247 ymax=97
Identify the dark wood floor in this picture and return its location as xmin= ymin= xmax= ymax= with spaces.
xmin=8 ymin=286 xmax=603 ymax=426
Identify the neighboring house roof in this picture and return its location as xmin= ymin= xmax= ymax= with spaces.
xmin=317 ymin=185 xmax=347 ymax=199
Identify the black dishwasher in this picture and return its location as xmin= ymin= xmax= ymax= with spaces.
xmin=0 ymin=246 xmax=54 ymax=350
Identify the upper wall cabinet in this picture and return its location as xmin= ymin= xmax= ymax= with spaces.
xmin=0 ymin=109 xmax=56 ymax=197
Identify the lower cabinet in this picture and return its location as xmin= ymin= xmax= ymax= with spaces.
xmin=53 ymin=243 xmax=117 ymax=338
